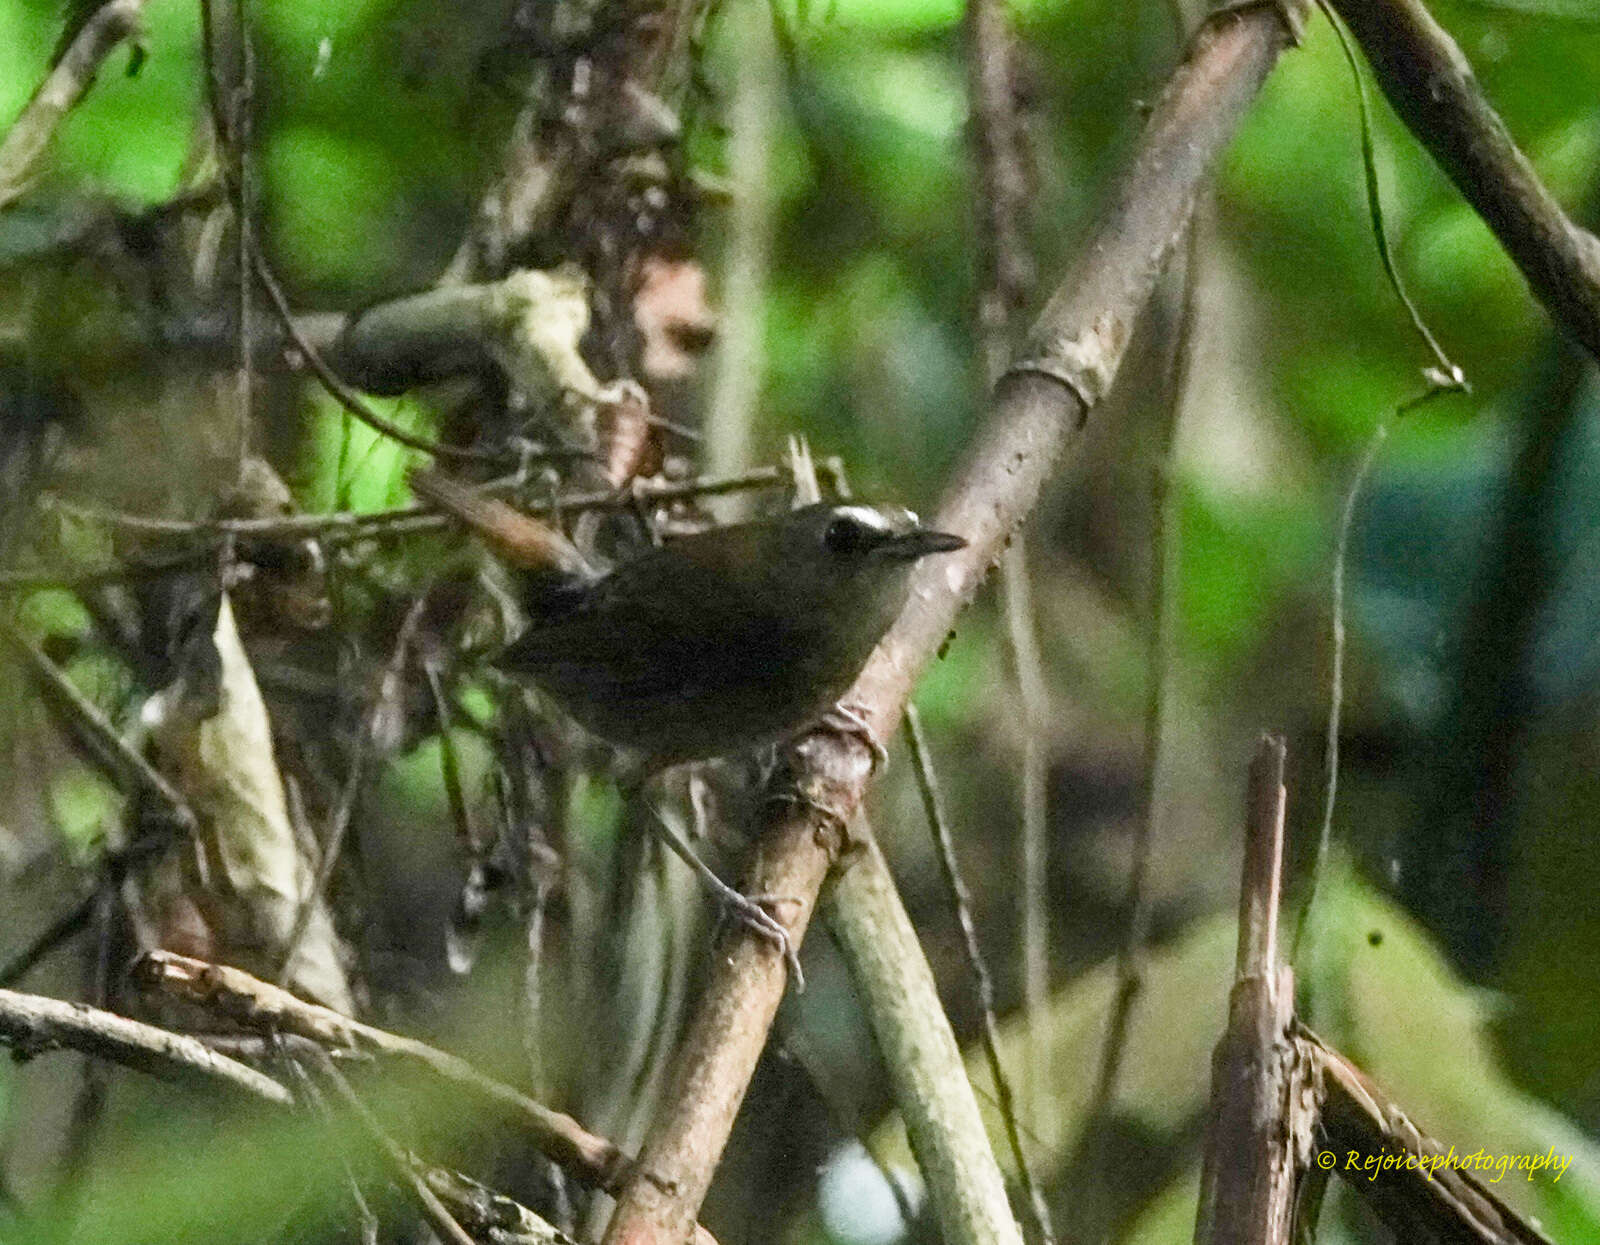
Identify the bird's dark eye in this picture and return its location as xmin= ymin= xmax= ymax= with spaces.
xmin=823 ymin=515 xmax=875 ymax=556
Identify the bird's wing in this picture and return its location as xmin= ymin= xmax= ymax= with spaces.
xmin=499 ymin=550 xmax=792 ymax=700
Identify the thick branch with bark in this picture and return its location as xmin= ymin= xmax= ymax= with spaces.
xmin=1325 ymin=0 xmax=1600 ymax=363
xmin=825 ymin=826 xmax=1022 ymax=1245
xmin=1193 ymin=736 xmax=1315 ymax=1245
xmin=599 ymin=6 xmax=1312 ymax=1242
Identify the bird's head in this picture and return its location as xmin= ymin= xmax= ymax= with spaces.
xmin=740 ymin=502 xmax=966 ymax=629
xmin=780 ymin=502 xmax=966 ymax=565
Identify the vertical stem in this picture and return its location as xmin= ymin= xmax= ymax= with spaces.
xmin=825 ymin=825 xmax=1026 ymax=1245
xmin=1237 ymin=738 xmax=1286 ymax=978
xmin=702 ymin=0 xmax=777 ymax=520
xmin=1088 ymin=207 xmax=1201 ymax=1118
xmin=905 ymin=707 xmax=1049 ymax=1244
xmin=962 ymin=0 xmax=1053 ymax=1238
xmin=199 ymin=0 xmax=255 ymax=476
xmin=1000 ymin=540 xmax=1048 ymax=1104
xmin=1194 ymin=735 xmax=1304 ymax=1245
xmin=1293 ymin=418 xmax=1389 ymax=964
xmin=233 ymin=16 xmax=254 ymax=481
xmin=960 ymin=2 xmax=1049 ymax=1228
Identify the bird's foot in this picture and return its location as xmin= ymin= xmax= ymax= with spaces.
xmin=642 ymin=799 xmax=805 ymax=990
xmin=709 ymin=884 xmax=805 ymax=991
xmin=814 ymin=702 xmax=888 ymax=772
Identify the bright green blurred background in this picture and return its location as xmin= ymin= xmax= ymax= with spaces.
xmin=3 ymin=0 xmax=1600 ymax=1242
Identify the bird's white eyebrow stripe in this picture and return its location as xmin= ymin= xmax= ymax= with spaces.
xmin=835 ymin=505 xmax=893 ymax=531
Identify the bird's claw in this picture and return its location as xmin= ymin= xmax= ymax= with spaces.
xmin=639 ymin=797 xmax=806 ymax=990
xmin=815 ymin=703 xmax=888 ymax=772
xmin=716 ymin=890 xmax=805 ymax=991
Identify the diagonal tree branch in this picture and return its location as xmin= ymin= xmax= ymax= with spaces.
xmin=1324 ymin=0 xmax=1600 ymax=364
xmin=961 ymin=6 xmax=1056 ymax=1236
xmin=133 ymin=950 xmax=631 ymax=1192
xmin=0 ymin=0 xmax=148 ymax=209
xmin=599 ymin=5 xmax=1312 ymax=1242
xmin=0 ymin=987 xmax=292 ymax=1104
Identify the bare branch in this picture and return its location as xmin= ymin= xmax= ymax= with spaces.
xmin=310 ymin=1052 xmax=478 ymax=1245
xmin=964 ymin=0 xmax=1031 ymax=379
xmin=1324 ymin=0 xmax=1600 ymax=363
xmin=133 ymin=950 xmax=634 ymax=1194
xmin=0 ymin=986 xmax=292 ymax=1104
xmin=0 ymin=892 xmax=96 ymax=989
xmin=1303 ymin=1026 xmax=1555 ymax=1245
xmin=599 ymin=6 xmax=1312 ymax=1242
xmin=251 ymin=252 xmax=501 ymax=463
xmin=0 ymin=620 xmax=197 ymax=833
xmin=0 ymin=0 xmax=148 ymax=208
xmin=1193 ymin=734 xmax=1314 ymax=1245
xmin=44 ymin=465 xmax=792 ymax=547
xmin=424 ymin=1168 xmax=581 ymax=1245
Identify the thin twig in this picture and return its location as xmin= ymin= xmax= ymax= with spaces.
xmin=1317 ymin=0 xmax=1463 ymax=388
xmin=904 ymin=706 xmax=1048 ymax=1242
xmin=250 ymin=250 xmax=498 ymax=463
xmin=0 ymin=986 xmax=292 ymax=1103
xmin=0 ymin=0 xmax=149 ymax=209
xmin=276 ymin=594 xmax=427 ymax=983
xmin=1293 ymin=382 xmax=1453 ymax=963
xmin=45 ymin=464 xmax=793 ymax=546
xmin=272 ymin=1051 xmax=384 ymax=1245
xmin=1087 ymin=203 xmax=1204 ymax=1124
xmin=961 ymin=0 xmax=1052 ymax=1236
xmin=1000 ymin=544 xmax=1049 ymax=1095
xmin=0 ymin=891 xmax=96 ymax=988
xmin=423 ymin=657 xmax=476 ymax=857
xmin=1325 ymin=0 xmax=1600 ymax=366
xmin=0 ymin=548 xmax=212 ymax=591
xmin=1290 ymin=0 xmax=1471 ymax=966
xmin=134 ymin=950 xmax=634 ymax=1192
xmin=0 ymin=619 xmax=197 ymax=832
xmin=492 ymin=699 xmax=559 ymax=1094
xmin=1 ymin=823 xmax=180 ymax=990
xmin=308 ymin=1051 xmax=477 ymax=1245
xmin=53 ymin=886 xmax=116 ymax=1225
xmin=1293 ymin=419 xmax=1387 ymax=962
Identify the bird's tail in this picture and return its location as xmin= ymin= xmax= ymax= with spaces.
xmin=409 ymin=468 xmax=595 ymax=578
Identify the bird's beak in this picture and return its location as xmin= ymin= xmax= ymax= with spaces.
xmin=875 ymin=528 xmax=967 ymax=561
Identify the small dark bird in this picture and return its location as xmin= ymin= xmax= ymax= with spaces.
xmin=414 ymin=468 xmax=964 ymax=983
xmin=412 ymin=469 xmax=965 ymax=763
